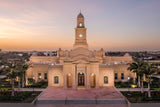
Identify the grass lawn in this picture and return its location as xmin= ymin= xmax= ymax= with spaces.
xmin=0 ymin=91 xmax=41 ymax=103
xmin=121 ymin=91 xmax=160 ymax=103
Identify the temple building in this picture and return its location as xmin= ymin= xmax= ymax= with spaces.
xmin=26 ymin=13 xmax=135 ymax=89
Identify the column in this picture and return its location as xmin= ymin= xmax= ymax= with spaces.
xmin=86 ymin=64 xmax=90 ymax=89
xmin=75 ymin=64 xmax=77 ymax=90
xmin=72 ymin=64 xmax=76 ymax=89
xmin=95 ymin=64 xmax=99 ymax=88
xmin=63 ymin=73 xmax=67 ymax=89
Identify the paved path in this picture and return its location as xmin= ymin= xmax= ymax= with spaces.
xmin=117 ymin=88 xmax=149 ymax=91
xmin=15 ymin=88 xmax=157 ymax=92
xmin=14 ymin=88 xmax=45 ymax=91
xmin=35 ymin=86 xmax=127 ymax=107
xmin=38 ymin=86 xmax=124 ymax=100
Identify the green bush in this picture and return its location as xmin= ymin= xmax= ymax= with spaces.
xmin=121 ymin=91 xmax=160 ymax=103
xmin=25 ymin=80 xmax=48 ymax=88
xmin=115 ymin=81 xmax=133 ymax=88
xmin=0 ymin=91 xmax=41 ymax=103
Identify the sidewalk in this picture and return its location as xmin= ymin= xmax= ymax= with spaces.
xmin=117 ymin=88 xmax=148 ymax=91
xmin=14 ymin=88 xmax=45 ymax=91
xmin=14 ymin=87 xmax=159 ymax=92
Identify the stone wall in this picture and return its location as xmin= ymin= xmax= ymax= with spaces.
xmin=99 ymin=67 xmax=114 ymax=86
xmin=48 ymin=65 xmax=63 ymax=87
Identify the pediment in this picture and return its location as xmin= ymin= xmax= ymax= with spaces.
xmin=70 ymin=54 xmax=90 ymax=61
xmin=72 ymin=59 xmax=89 ymax=64
xmin=70 ymin=47 xmax=93 ymax=57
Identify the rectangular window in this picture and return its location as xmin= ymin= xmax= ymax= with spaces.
xmin=44 ymin=73 xmax=47 ymax=79
xmin=115 ymin=73 xmax=118 ymax=80
xmin=38 ymin=73 xmax=41 ymax=79
xmin=121 ymin=73 xmax=124 ymax=79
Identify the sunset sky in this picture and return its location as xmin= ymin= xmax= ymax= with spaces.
xmin=0 ymin=0 xmax=160 ymax=51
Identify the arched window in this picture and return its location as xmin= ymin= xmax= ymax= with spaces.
xmin=104 ymin=76 xmax=108 ymax=84
xmin=54 ymin=76 xmax=59 ymax=84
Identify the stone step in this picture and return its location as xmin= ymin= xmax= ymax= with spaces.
xmin=97 ymin=99 xmax=126 ymax=105
xmin=66 ymin=100 xmax=96 ymax=105
xmin=36 ymin=100 xmax=65 ymax=105
xmin=34 ymin=105 xmax=128 ymax=107
xmin=36 ymin=99 xmax=127 ymax=105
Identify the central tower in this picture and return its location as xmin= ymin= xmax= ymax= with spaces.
xmin=73 ymin=13 xmax=88 ymax=49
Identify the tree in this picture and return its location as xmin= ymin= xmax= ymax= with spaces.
xmin=143 ymin=63 xmax=157 ymax=98
xmin=21 ymin=63 xmax=29 ymax=87
xmin=7 ymin=63 xmax=17 ymax=96
xmin=17 ymin=69 xmax=22 ymax=89
xmin=128 ymin=59 xmax=146 ymax=93
xmin=15 ymin=59 xmax=29 ymax=88
xmin=128 ymin=60 xmax=143 ymax=87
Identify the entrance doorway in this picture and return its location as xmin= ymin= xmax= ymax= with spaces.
xmin=67 ymin=73 xmax=72 ymax=88
xmin=78 ymin=72 xmax=85 ymax=86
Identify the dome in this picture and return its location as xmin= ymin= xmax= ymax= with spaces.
xmin=124 ymin=53 xmax=130 ymax=57
xmin=77 ymin=12 xmax=84 ymax=18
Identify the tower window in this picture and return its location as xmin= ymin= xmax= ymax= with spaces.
xmin=54 ymin=76 xmax=59 ymax=84
xmin=115 ymin=73 xmax=118 ymax=80
xmin=121 ymin=73 xmax=124 ymax=79
xmin=104 ymin=76 xmax=108 ymax=84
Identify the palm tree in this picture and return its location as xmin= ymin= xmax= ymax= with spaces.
xmin=16 ymin=61 xmax=23 ymax=89
xmin=143 ymin=63 xmax=156 ymax=98
xmin=128 ymin=60 xmax=143 ymax=87
xmin=7 ymin=63 xmax=18 ymax=96
xmin=15 ymin=59 xmax=29 ymax=88
xmin=139 ymin=67 xmax=145 ymax=93
xmin=21 ymin=63 xmax=29 ymax=87
xmin=17 ymin=70 xmax=22 ymax=89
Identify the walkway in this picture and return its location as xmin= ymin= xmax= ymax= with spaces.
xmin=15 ymin=88 xmax=153 ymax=92
xmin=117 ymin=88 xmax=149 ymax=91
xmin=15 ymin=88 xmax=45 ymax=91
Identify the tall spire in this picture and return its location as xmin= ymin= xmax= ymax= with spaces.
xmin=77 ymin=12 xmax=84 ymax=18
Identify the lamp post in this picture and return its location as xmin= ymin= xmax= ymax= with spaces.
xmin=128 ymin=76 xmax=130 ymax=92
xmin=32 ymin=76 xmax=35 ymax=94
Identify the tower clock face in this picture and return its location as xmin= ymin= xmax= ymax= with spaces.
xmin=79 ymin=23 xmax=82 ymax=27
xmin=79 ymin=34 xmax=83 ymax=38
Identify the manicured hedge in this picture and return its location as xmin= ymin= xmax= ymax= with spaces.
xmin=25 ymin=80 xmax=48 ymax=88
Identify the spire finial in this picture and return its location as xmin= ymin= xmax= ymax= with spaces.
xmin=77 ymin=10 xmax=84 ymax=18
